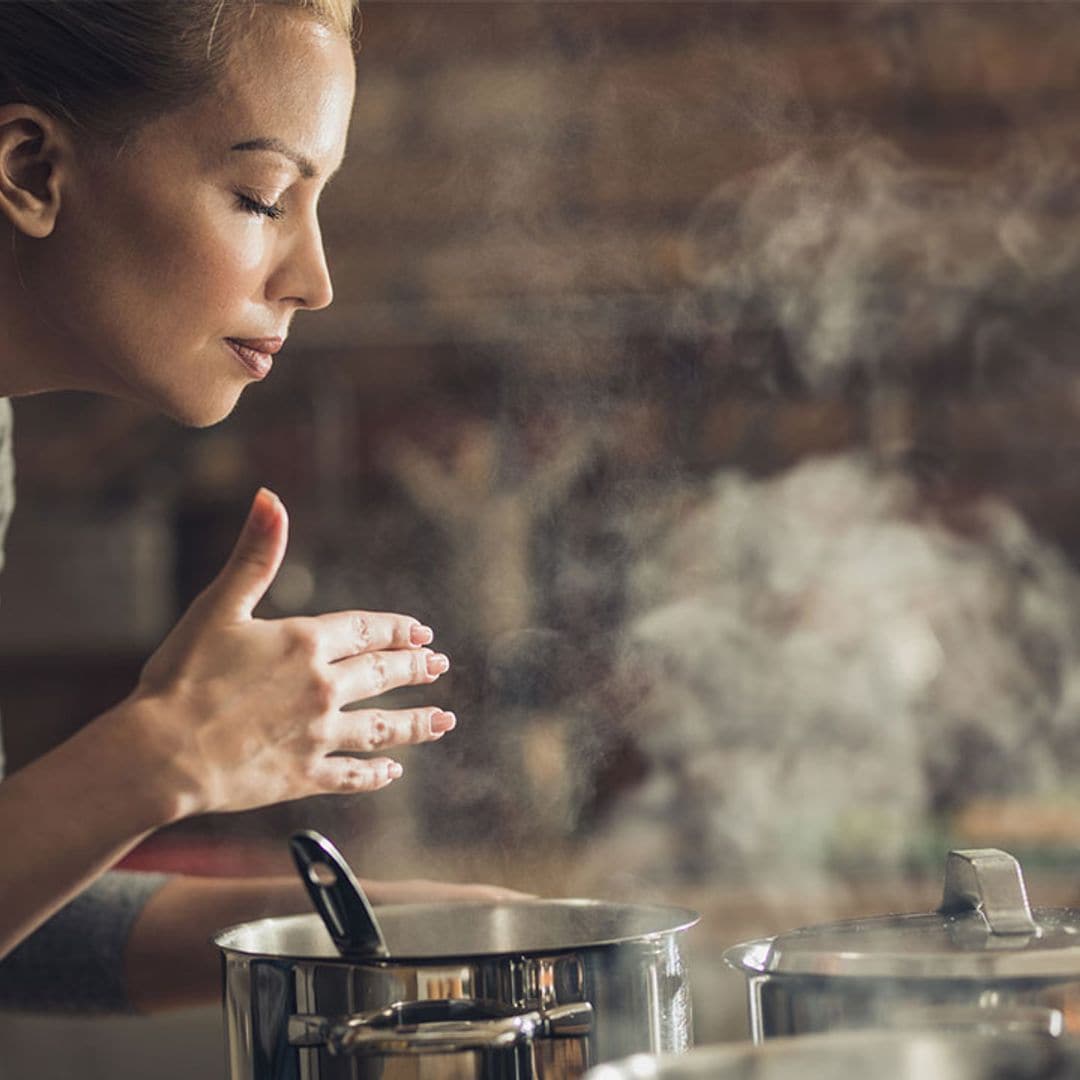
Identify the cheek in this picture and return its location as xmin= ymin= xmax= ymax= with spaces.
xmin=169 ymin=221 xmax=266 ymax=333
xmin=130 ymin=206 xmax=268 ymax=337
xmin=67 ymin=183 xmax=268 ymax=344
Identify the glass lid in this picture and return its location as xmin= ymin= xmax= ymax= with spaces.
xmin=725 ymin=849 xmax=1080 ymax=979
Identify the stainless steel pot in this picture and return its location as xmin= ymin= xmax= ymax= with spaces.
xmin=724 ymin=848 xmax=1080 ymax=1042
xmin=585 ymin=1031 xmax=1080 ymax=1080
xmin=214 ymin=899 xmax=700 ymax=1079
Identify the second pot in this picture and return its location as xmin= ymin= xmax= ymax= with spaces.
xmin=725 ymin=848 xmax=1080 ymax=1042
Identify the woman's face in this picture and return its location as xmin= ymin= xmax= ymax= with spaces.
xmin=28 ymin=8 xmax=355 ymax=426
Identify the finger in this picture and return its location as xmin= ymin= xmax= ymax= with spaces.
xmin=198 ymin=489 xmax=288 ymax=621
xmin=308 ymin=755 xmax=403 ymax=794
xmin=327 ymin=708 xmax=457 ymax=753
xmin=334 ymin=647 xmax=450 ymax=701
xmin=309 ymin=610 xmax=435 ymax=663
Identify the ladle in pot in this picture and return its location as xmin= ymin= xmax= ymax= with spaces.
xmin=289 ymin=829 xmax=389 ymax=959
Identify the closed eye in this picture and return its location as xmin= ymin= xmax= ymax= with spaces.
xmin=235 ymin=190 xmax=285 ymax=221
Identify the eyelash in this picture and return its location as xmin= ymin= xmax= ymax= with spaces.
xmin=235 ymin=191 xmax=285 ymax=221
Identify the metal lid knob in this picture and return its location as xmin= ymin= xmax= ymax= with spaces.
xmin=939 ymin=849 xmax=1040 ymax=937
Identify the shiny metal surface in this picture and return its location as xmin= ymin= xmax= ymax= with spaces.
xmin=217 ymin=901 xmax=700 ymax=960
xmin=725 ymin=848 xmax=1080 ymax=980
xmin=585 ymin=1032 xmax=1080 ymax=1080
xmin=741 ymin=977 xmax=1080 ymax=1041
xmin=724 ymin=848 xmax=1080 ymax=1042
xmin=216 ymin=901 xmax=698 ymax=1079
xmin=288 ymin=1000 xmax=594 ymax=1055
xmin=940 ymin=850 xmax=1040 ymax=937
xmin=725 ymin=906 xmax=1080 ymax=980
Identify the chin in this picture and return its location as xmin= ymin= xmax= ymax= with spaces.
xmin=155 ymin=384 xmax=247 ymax=429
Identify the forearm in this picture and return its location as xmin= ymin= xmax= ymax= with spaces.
xmin=0 ymin=702 xmax=176 ymax=961
xmin=124 ymin=875 xmax=308 ymax=1013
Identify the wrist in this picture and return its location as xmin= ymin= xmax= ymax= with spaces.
xmin=82 ymin=693 xmax=206 ymax=829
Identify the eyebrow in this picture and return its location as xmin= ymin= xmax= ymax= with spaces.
xmin=231 ymin=137 xmax=317 ymax=180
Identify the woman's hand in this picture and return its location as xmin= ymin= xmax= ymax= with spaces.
xmin=112 ymin=488 xmax=455 ymax=820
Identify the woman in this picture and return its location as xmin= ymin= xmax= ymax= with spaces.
xmin=0 ymin=0 xmax=519 ymax=1014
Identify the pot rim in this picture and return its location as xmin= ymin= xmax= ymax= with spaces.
xmin=214 ymin=899 xmax=701 ymax=963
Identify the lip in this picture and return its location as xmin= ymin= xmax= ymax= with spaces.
xmin=225 ymin=337 xmax=283 ymax=380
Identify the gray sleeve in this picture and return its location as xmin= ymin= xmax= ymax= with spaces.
xmin=0 ymin=870 xmax=170 ymax=1014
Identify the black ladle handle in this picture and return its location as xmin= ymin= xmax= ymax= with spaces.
xmin=289 ymin=829 xmax=389 ymax=958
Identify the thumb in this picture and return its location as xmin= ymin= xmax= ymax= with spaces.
xmin=202 ymin=488 xmax=289 ymax=621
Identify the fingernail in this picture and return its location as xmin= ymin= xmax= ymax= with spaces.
xmin=427 ymin=652 xmax=450 ymax=676
xmin=431 ymin=710 xmax=456 ymax=734
xmin=249 ymin=487 xmax=279 ymax=533
xmin=388 ymin=762 xmax=403 ymax=780
xmin=410 ymin=623 xmax=434 ymax=647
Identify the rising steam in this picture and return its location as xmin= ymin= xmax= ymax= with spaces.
xmin=675 ymin=140 xmax=1080 ymax=391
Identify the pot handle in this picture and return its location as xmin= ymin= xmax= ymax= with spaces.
xmin=939 ymin=849 xmax=1040 ymax=936
xmin=289 ymin=999 xmax=593 ymax=1057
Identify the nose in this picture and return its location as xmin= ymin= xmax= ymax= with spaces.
xmin=266 ymin=210 xmax=334 ymax=312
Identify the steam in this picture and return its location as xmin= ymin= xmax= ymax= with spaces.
xmin=389 ymin=134 xmax=1080 ymax=883
xmin=593 ymin=454 xmax=1080 ymax=891
xmin=675 ymin=140 xmax=1080 ymax=390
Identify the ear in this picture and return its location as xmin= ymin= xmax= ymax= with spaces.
xmin=0 ymin=105 xmax=69 ymax=239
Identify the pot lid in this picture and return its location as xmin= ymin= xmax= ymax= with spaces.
xmin=725 ymin=849 xmax=1080 ymax=979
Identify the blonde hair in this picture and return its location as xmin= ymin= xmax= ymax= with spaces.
xmin=0 ymin=1 xmax=360 ymax=142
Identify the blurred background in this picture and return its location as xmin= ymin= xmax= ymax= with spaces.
xmin=9 ymin=1 xmax=1080 ymax=1074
